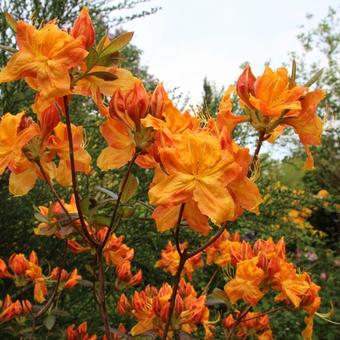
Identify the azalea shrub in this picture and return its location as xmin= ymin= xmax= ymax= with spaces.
xmin=0 ymin=8 xmax=337 ymax=340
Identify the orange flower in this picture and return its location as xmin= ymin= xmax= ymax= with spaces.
xmin=149 ymin=131 xmax=236 ymax=225
xmin=152 ymin=200 xmax=210 ymax=235
xmin=129 ymin=279 xmax=213 ymax=338
xmin=50 ymin=267 xmax=81 ymax=289
xmin=0 ymin=295 xmax=32 ymax=321
xmin=70 ymin=7 xmax=95 ymax=50
xmin=66 ymin=322 xmax=97 ymax=340
xmin=155 ymin=241 xmax=203 ymax=280
xmin=0 ymin=21 xmax=87 ymax=111
xmin=205 ymin=230 xmax=243 ymax=267
xmin=248 ymin=66 xmax=307 ymax=116
xmin=47 ymin=122 xmax=92 ymax=186
xmin=282 ymin=90 xmax=325 ymax=169
xmin=6 ymin=251 xmax=48 ymax=303
xmin=97 ymin=80 xmax=156 ymax=170
xmin=224 ymin=257 xmax=265 ymax=306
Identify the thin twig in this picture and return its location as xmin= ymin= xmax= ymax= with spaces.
xmin=63 ymin=96 xmax=97 ymax=248
xmin=186 ymin=223 xmax=227 ymax=259
xmin=161 ymin=204 xmax=186 ymax=339
xmin=226 ymin=306 xmax=252 ymax=340
xmin=200 ymin=267 xmax=219 ymax=296
xmin=100 ymin=152 xmax=138 ymax=249
xmin=96 ymin=249 xmax=112 ymax=340
xmin=248 ymin=130 xmax=265 ymax=177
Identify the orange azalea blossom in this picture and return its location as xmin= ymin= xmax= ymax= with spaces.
xmin=249 ymin=66 xmax=307 ymax=116
xmin=97 ymin=80 xmax=159 ymax=170
xmin=155 ymin=241 xmax=203 ymax=280
xmin=0 ymin=20 xmax=87 ymax=112
xmin=96 ymin=228 xmax=142 ymax=289
xmin=34 ymin=194 xmax=79 ymax=237
xmin=236 ymin=65 xmax=325 ymax=169
xmin=66 ymin=322 xmax=97 ymax=340
xmin=1 ymin=251 xmax=48 ymax=303
xmin=205 ymin=230 xmax=243 ymax=267
xmin=0 ymin=295 xmax=32 ymax=321
xmin=223 ymin=310 xmax=272 ymax=339
xmin=0 ymin=105 xmax=91 ymax=195
xmin=149 ymin=130 xmax=261 ymax=227
xmin=47 ymin=121 xmax=91 ymax=186
xmin=127 ymin=279 xmax=213 ymax=339
xmin=224 ymin=257 xmax=265 ymax=306
xmin=50 ymin=267 xmax=81 ymax=289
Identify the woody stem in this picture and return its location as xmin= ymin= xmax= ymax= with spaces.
xmin=96 ymin=249 xmax=112 ymax=340
xmin=226 ymin=306 xmax=252 ymax=340
xmin=63 ymin=96 xmax=97 ymax=248
xmin=100 ymin=152 xmax=138 ymax=249
xmin=162 ymin=204 xmax=185 ymax=340
xmin=248 ymin=130 xmax=265 ymax=177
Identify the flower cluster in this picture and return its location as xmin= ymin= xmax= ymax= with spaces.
xmin=118 ymin=279 xmax=213 ymax=338
xmin=205 ymin=234 xmax=320 ymax=339
xmin=236 ymin=66 xmax=325 ymax=169
xmin=0 ymin=251 xmax=80 ymax=303
xmin=223 ymin=310 xmax=272 ymax=339
xmin=155 ymin=241 xmax=203 ymax=280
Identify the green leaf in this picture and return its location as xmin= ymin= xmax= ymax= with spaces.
xmin=100 ymin=31 xmax=134 ymax=57
xmin=120 ymin=174 xmax=139 ymax=204
xmin=34 ymin=212 xmax=49 ymax=223
xmin=304 ymin=68 xmax=324 ymax=87
xmin=85 ymin=47 xmax=99 ymax=70
xmin=43 ymin=314 xmax=56 ymax=331
xmin=4 ymin=12 xmax=17 ymax=32
xmin=93 ymin=214 xmax=112 ymax=226
xmin=85 ymin=71 xmax=118 ymax=81
xmin=96 ymin=51 xmax=122 ymax=67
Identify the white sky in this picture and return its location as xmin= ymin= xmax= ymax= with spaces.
xmin=121 ymin=0 xmax=338 ymax=105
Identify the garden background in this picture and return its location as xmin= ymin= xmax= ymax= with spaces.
xmin=0 ymin=0 xmax=339 ymax=339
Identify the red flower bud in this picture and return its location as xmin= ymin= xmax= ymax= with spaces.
xmin=236 ymin=65 xmax=256 ymax=108
xmin=70 ymin=7 xmax=95 ymax=49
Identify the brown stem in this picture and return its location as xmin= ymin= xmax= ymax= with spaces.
xmin=63 ymin=96 xmax=97 ymax=248
xmin=173 ymin=203 xmax=185 ymax=255
xmin=226 ymin=306 xmax=252 ymax=340
xmin=201 ymin=267 xmax=219 ymax=296
xmin=162 ymin=205 xmax=186 ymax=340
xmin=96 ymin=249 xmax=112 ymax=340
xmin=248 ymin=130 xmax=265 ymax=177
xmin=240 ymin=306 xmax=285 ymax=323
xmin=100 ymin=152 xmax=138 ymax=249
xmin=162 ymin=255 xmax=186 ymax=340
xmin=186 ymin=223 xmax=227 ymax=259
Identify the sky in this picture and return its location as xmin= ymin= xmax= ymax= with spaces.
xmin=121 ymin=0 xmax=338 ymax=106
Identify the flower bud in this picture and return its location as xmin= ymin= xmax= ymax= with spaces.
xmin=223 ymin=314 xmax=236 ymax=329
xmin=117 ymin=294 xmax=131 ymax=315
xmin=236 ymin=65 xmax=256 ymax=108
xmin=8 ymin=254 xmax=28 ymax=276
xmin=125 ymin=81 xmax=150 ymax=129
xmin=150 ymin=83 xmax=169 ymax=119
xmin=70 ymin=7 xmax=95 ymax=49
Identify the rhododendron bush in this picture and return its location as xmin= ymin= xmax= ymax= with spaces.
xmin=0 ymin=8 xmax=333 ymax=340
